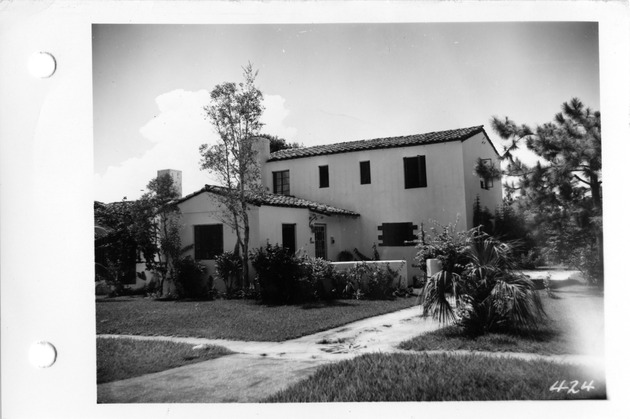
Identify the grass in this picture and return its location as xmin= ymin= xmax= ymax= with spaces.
xmin=265 ymin=352 xmax=606 ymax=402
xmin=96 ymin=296 xmax=418 ymax=342
xmin=399 ymin=283 xmax=604 ymax=356
xmin=97 ymin=337 xmax=233 ymax=384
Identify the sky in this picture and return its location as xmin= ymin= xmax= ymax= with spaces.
xmin=93 ymin=22 xmax=600 ymax=203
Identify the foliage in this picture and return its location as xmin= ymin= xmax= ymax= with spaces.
xmin=415 ymin=219 xmax=469 ymax=275
xmin=200 ymin=63 xmax=265 ymax=289
xmin=342 ymin=262 xmax=403 ymax=300
xmin=94 ymin=201 xmax=138 ymax=295
xmin=337 ymin=250 xmax=354 ymax=262
xmin=250 ymin=244 xmax=305 ymax=304
xmin=417 ymin=226 xmax=546 ymax=335
xmin=130 ymin=173 xmax=182 ymax=297
xmin=215 ymin=251 xmax=243 ymax=296
xmin=257 ymin=133 xmax=302 ymax=153
xmin=491 ymin=98 xmax=603 ymax=286
xmin=174 ymin=256 xmax=211 ymax=300
xmin=352 ymin=243 xmax=380 ymax=261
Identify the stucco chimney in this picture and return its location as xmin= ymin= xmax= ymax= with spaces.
xmin=157 ymin=169 xmax=182 ymax=198
xmin=252 ymin=136 xmax=271 ymax=166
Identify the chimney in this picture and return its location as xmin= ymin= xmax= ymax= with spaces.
xmin=252 ymin=136 xmax=271 ymax=166
xmin=157 ymin=169 xmax=182 ymax=198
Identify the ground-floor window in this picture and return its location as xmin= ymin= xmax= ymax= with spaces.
xmin=282 ymin=223 xmax=296 ymax=254
xmin=313 ymin=224 xmax=327 ymax=259
xmin=377 ymin=222 xmax=417 ymax=246
xmin=194 ymin=224 xmax=223 ymax=260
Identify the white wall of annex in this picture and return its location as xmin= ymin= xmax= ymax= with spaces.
xmin=461 ymin=132 xmax=504 ymax=229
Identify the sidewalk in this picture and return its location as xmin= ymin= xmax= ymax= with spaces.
xmin=98 ymin=305 xmax=442 ymax=403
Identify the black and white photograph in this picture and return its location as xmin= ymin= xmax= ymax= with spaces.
xmin=93 ymin=21 xmax=605 ymax=403
xmin=2 ymin=1 xmax=629 ymax=418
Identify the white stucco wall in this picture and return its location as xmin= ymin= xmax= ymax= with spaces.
xmin=461 ymin=132 xmax=503 ymax=229
xmin=262 ymin=141 xmax=469 ymax=279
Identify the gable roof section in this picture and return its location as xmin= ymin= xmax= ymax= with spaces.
xmin=269 ymin=125 xmax=499 ymax=161
xmin=178 ymin=185 xmax=359 ymax=217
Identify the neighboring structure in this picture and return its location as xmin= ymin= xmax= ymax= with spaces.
xmin=154 ymin=125 xmax=502 ymax=290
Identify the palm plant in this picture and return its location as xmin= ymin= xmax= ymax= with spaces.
xmin=418 ymin=228 xmax=546 ymax=335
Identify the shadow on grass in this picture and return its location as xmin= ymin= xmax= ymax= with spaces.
xmin=299 ymin=300 xmax=356 ymax=310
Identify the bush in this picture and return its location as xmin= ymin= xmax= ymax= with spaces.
xmin=343 ymin=262 xmax=402 ymax=300
xmin=417 ymin=226 xmax=546 ymax=335
xmin=215 ymin=251 xmax=243 ymax=296
xmin=250 ymin=244 xmax=305 ymax=304
xmin=337 ymin=250 xmax=354 ymax=261
xmin=174 ymin=256 xmax=210 ymax=299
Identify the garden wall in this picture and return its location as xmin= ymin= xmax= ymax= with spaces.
xmin=331 ymin=260 xmax=408 ymax=288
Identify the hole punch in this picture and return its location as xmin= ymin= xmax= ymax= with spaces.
xmin=28 ymin=52 xmax=57 ymax=78
xmin=29 ymin=341 xmax=57 ymax=368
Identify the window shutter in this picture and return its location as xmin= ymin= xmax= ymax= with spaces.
xmin=418 ymin=155 xmax=427 ymax=187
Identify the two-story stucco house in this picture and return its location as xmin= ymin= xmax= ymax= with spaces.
xmin=138 ymin=125 xmax=501 ymax=291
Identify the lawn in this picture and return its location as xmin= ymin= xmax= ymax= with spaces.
xmin=265 ymin=352 xmax=605 ymax=402
xmin=97 ymin=337 xmax=232 ymax=384
xmin=96 ymin=296 xmax=418 ymax=342
xmin=399 ymin=283 xmax=604 ymax=356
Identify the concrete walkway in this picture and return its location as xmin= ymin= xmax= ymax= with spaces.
xmin=97 ymin=300 xmax=605 ymax=403
xmin=98 ymin=305 xmax=444 ymax=403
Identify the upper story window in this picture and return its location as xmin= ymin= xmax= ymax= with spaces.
xmin=403 ymin=155 xmax=427 ymax=189
xmin=479 ymin=158 xmax=494 ymax=190
xmin=319 ymin=165 xmax=329 ymax=188
xmin=273 ymin=170 xmax=290 ymax=195
xmin=194 ymin=224 xmax=223 ymax=260
xmin=360 ymin=161 xmax=371 ymax=185
xmin=377 ymin=222 xmax=417 ymax=246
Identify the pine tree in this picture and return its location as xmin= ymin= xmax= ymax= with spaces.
xmin=491 ymin=98 xmax=603 ymax=286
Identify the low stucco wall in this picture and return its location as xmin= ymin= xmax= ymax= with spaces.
xmin=331 ymin=260 xmax=408 ymax=288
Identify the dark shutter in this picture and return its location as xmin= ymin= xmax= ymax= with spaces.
xmin=404 ymin=156 xmax=427 ymax=189
xmin=377 ymin=222 xmax=417 ymax=246
xmin=360 ymin=161 xmax=371 ymax=184
xmin=319 ymin=165 xmax=329 ymax=188
xmin=418 ymin=155 xmax=427 ymax=187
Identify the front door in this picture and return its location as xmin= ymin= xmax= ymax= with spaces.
xmin=313 ymin=224 xmax=327 ymax=259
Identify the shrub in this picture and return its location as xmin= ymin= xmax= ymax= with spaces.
xmin=415 ymin=220 xmax=469 ymax=275
xmin=215 ymin=251 xmax=243 ymax=296
xmin=174 ymin=256 xmax=209 ymax=299
xmin=337 ymin=250 xmax=354 ymax=262
xmin=250 ymin=244 xmax=304 ymax=304
xmin=343 ymin=262 xmax=402 ymax=300
xmin=417 ymin=227 xmax=546 ymax=336
xmin=515 ymin=249 xmax=545 ymax=270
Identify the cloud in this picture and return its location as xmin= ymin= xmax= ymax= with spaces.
xmin=95 ymin=90 xmax=297 ymax=203
xmin=260 ymin=94 xmax=298 ymax=141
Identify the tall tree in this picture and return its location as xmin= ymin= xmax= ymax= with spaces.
xmin=491 ymin=98 xmax=603 ymax=285
xmin=131 ymin=173 xmax=182 ymax=296
xmin=199 ymin=63 xmax=265 ymax=288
